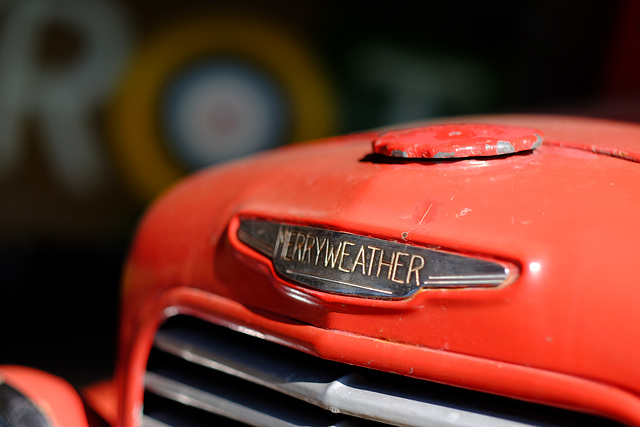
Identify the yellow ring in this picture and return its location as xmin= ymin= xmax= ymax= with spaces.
xmin=107 ymin=13 xmax=338 ymax=202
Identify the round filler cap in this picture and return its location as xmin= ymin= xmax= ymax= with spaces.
xmin=373 ymin=123 xmax=544 ymax=159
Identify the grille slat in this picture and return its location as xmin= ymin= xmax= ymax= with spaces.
xmin=143 ymin=315 xmax=625 ymax=427
xmin=152 ymin=324 xmax=348 ymax=408
xmin=145 ymin=371 xmax=343 ymax=427
xmin=141 ymin=415 xmax=172 ymax=427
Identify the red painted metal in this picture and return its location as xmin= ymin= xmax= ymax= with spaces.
xmin=111 ymin=114 xmax=640 ymax=425
xmin=0 ymin=365 xmax=89 ymax=427
xmin=373 ymin=123 xmax=543 ymax=158
xmin=82 ymin=379 xmax=118 ymax=427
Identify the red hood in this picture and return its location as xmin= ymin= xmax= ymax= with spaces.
xmin=120 ymin=115 xmax=640 ymax=421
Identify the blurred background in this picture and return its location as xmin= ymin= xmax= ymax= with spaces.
xmin=0 ymin=0 xmax=637 ymax=389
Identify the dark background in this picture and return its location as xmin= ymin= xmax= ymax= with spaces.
xmin=0 ymin=0 xmax=637 ymax=389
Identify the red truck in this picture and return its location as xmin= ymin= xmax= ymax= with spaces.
xmin=2 ymin=115 xmax=640 ymax=426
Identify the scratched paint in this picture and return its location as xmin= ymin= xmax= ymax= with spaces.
xmin=373 ymin=124 xmax=544 ymax=159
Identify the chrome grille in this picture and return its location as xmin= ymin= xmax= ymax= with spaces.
xmin=142 ymin=315 xmax=623 ymax=427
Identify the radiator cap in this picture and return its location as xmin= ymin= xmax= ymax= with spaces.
xmin=373 ymin=123 xmax=544 ymax=159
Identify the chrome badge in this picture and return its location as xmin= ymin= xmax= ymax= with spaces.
xmin=237 ymin=220 xmax=511 ymax=299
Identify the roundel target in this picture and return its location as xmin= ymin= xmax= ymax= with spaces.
xmin=162 ymin=60 xmax=289 ymax=170
xmin=107 ymin=13 xmax=338 ymax=202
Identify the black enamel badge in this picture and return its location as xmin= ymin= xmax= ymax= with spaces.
xmin=238 ymin=220 xmax=511 ymax=299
